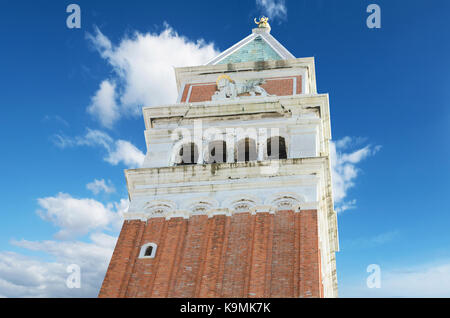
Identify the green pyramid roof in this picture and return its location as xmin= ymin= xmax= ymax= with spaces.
xmin=217 ymin=35 xmax=283 ymax=64
xmin=206 ymin=27 xmax=295 ymax=65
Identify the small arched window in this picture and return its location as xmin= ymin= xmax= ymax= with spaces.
xmin=144 ymin=246 xmax=153 ymax=256
xmin=236 ymin=138 xmax=257 ymax=162
xmin=139 ymin=242 xmax=157 ymax=259
xmin=266 ymin=136 xmax=287 ymax=160
xmin=207 ymin=141 xmax=227 ymax=164
xmin=177 ymin=142 xmax=199 ymax=165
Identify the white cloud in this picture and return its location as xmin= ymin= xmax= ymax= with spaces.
xmin=12 ymin=233 xmax=116 ymax=269
xmin=343 ymin=231 xmax=399 ymax=250
xmin=379 ymin=262 xmax=450 ymax=297
xmin=0 ymin=232 xmax=117 ymax=298
xmin=330 ymin=137 xmax=381 ymax=212
xmin=87 ymin=80 xmax=119 ymax=129
xmin=335 ymin=199 xmax=357 ymax=213
xmin=0 ymin=191 xmax=127 ymax=297
xmin=52 ymin=129 xmax=111 ymax=149
xmin=341 ymin=261 xmax=450 ymax=297
xmin=86 ymin=25 xmax=218 ymax=127
xmin=256 ymin=0 xmax=287 ymax=20
xmin=0 ymin=251 xmax=69 ymax=298
xmin=52 ymin=128 xmax=145 ymax=168
xmin=109 ymin=198 xmax=129 ymax=231
xmin=42 ymin=115 xmax=69 ymax=127
xmin=104 ymin=139 xmax=145 ymax=167
xmin=37 ymin=193 xmax=127 ymax=239
xmin=86 ymin=179 xmax=116 ymax=195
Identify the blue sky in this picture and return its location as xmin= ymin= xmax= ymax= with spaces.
xmin=0 ymin=0 xmax=449 ymax=297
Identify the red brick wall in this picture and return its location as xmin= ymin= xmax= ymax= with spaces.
xmin=180 ymin=76 xmax=302 ymax=103
xmin=98 ymin=209 xmax=322 ymax=298
xmin=188 ymin=84 xmax=218 ymax=103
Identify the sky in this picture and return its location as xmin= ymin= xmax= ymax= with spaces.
xmin=0 ymin=0 xmax=449 ymax=297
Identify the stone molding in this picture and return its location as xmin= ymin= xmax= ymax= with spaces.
xmin=124 ymin=192 xmax=312 ymax=221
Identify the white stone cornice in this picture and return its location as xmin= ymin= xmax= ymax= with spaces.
xmin=123 ymin=212 xmax=148 ymax=222
xmin=208 ymin=208 xmax=231 ymax=218
xmin=165 ymin=210 xmax=190 ymax=220
xmin=142 ymin=94 xmax=330 ymax=143
xmin=123 ymin=203 xmax=323 ymax=221
xmin=250 ymin=205 xmax=276 ymax=214
xmin=298 ymin=201 xmax=320 ymax=210
xmin=127 ymin=158 xmax=325 ymax=191
xmin=143 ymin=94 xmax=328 ymax=122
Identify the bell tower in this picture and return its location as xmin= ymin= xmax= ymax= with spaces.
xmin=99 ymin=19 xmax=339 ymax=298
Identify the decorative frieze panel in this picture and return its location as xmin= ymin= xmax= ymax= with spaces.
xmin=144 ymin=200 xmax=177 ymax=216
xmin=212 ymin=75 xmax=272 ymax=101
xmin=265 ymin=192 xmax=305 ymax=211
xmin=185 ymin=197 xmax=219 ymax=215
xmin=124 ymin=192 xmax=314 ymax=221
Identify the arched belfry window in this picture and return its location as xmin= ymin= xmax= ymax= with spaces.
xmin=236 ymin=138 xmax=257 ymax=162
xmin=177 ymin=142 xmax=199 ymax=165
xmin=139 ymin=242 xmax=157 ymax=259
xmin=266 ymin=136 xmax=287 ymax=160
xmin=207 ymin=141 xmax=227 ymax=164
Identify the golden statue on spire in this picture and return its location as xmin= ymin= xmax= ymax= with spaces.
xmin=254 ymin=16 xmax=270 ymax=30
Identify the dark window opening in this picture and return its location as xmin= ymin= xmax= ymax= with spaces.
xmin=207 ymin=141 xmax=227 ymax=164
xmin=144 ymin=246 xmax=153 ymax=257
xmin=267 ymin=137 xmax=287 ymax=159
xmin=178 ymin=142 xmax=199 ymax=165
xmin=236 ymin=138 xmax=257 ymax=162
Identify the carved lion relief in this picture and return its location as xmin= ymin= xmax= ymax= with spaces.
xmin=212 ymin=74 xmax=273 ymax=100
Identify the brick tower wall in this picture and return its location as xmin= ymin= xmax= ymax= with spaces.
xmin=98 ymin=209 xmax=323 ymax=298
xmin=180 ymin=76 xmax=302 ymax=103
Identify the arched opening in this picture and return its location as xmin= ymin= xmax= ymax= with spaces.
xmin=266 ymin=136 xmax=287 ymax=160
xmin=177 ymin=142 xmax=199 ymax=165
xmin=207 ymin=141 xmax=227 ymax=164
xmin=139 ymin=242 xmax=157 ymax=259
xmin=144 ymin=245 xmax=153 ymax=257
xmin=236 ymin=138 xmax=257 ymax=162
